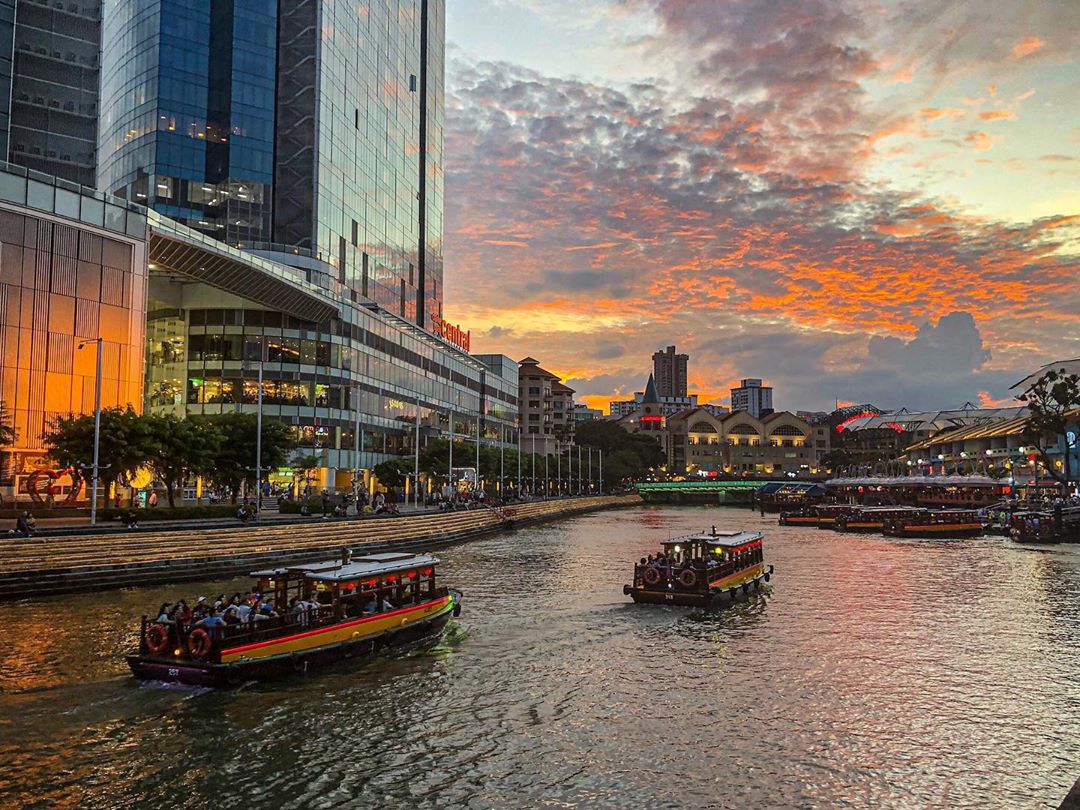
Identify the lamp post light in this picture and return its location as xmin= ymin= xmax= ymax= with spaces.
xmin=598 ymin=448 xmax=603 ymax=495
xmin=77 ymin=337 xmax=103 ymax=525
xmin=517 ymin=424 xmax=522 ymax=495
xmin=557 ymin=443 xmax=561 ymax=497
xmin=577 ymin=444 xmax=582 ymax=495
xmin=352 ymin=385 xmax=363 ymax=509
xmin=475 ymin=414 xmax=481 ymax=496
xmin=499 ymin=423 xmax=505 ymax=494
xmin=531 ymin=434 xmax=536 ymax=497
xmin=449 ymin=409 xmax=454 ymax=494
xmin=414 ymin=396 xmax=421 ymax=510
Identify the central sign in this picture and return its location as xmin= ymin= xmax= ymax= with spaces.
xmin=431 ymin=315 xmax=471 ymax=352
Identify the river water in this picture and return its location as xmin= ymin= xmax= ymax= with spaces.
xmin=1 ymin=505 xmax=1079 ymax=809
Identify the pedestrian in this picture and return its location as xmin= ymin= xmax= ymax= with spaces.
xmin=148 ymin=490 xmax=158 ymax=508
xmin=15 ymin=510 xmax=34 ymax=537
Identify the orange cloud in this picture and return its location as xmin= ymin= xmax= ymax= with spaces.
xmin=987 ymin=84 xmax=997 ymax=97
xmin=892 ymin=63 xmax=915 ymax=83
xmin=482 ymin=239 xmax=530 ymax=247
xmin=920 ymin=107 xmax=965 ymax=120
xmin=1011 ymin=37 xmax=1045 ymax=58
xmin=979 ymin=110 xmax=1016 ymax=121
xmin=964 ymin=131 xmax=998 ymax=151
xmin=563 ymin=242 xmax=621 ymax=251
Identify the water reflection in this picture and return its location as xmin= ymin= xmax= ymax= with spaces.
xmin=1 ymin=506 xmax=1079 ymax=808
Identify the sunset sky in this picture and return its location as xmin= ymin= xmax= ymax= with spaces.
xmin=442 ymin=0 xmax=1080 ymax=413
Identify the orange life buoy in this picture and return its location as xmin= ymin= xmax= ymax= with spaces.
xmin=643 ymin=566 xmax=662 ymax=586
xmin=678 ymin=568 xmax=698 ymax=589
xmin=187 ymin=627 xmax=213 ymax=659
xmin=145 ymin=623 xmax=170 ymax=655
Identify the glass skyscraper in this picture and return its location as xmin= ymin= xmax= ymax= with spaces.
xmin=98 ymin=0 xmax=443 ymax=329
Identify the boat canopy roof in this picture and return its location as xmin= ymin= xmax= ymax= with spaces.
xmin=251 ymin=552 xmax=438 ymax=581
xmin=663 ymin=529 xmax=763 ymax=548
xmin=306 ymin=553 xmax=440 ymax=583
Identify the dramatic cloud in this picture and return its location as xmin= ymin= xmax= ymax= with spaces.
xmin=445 ymin=0 xmax=1080 ymax=412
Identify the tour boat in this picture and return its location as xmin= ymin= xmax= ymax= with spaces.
xmin=623 ymin=527 xmax=773 ymax=607
xmin=834 ymin=506 xmax=926 ymax=533
xmin=127 ymin=551 xmax=462 ymax=687
xmin=1009 ymin=511 xmax=1059 ymax=544
xmin=814 ymin=504 xmax=853 ymax=529
xmin=778 ymin=508 xmax=821 ymax=527
xmin=881 ymin=509 xmax=983 ymax=539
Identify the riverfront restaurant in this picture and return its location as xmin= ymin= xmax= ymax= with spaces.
xmin=0 ymin=164 xmax=517 ymax=506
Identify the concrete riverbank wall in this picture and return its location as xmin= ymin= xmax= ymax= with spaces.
xmin=0 ymin=495 xmax=642 ymax=601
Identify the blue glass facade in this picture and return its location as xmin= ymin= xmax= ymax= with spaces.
xmin=98 ymin=0 xmax=277 ymax=243
xmin=99 ymin=0 xmax=444 ymax=329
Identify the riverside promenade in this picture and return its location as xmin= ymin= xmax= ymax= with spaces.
xmin=0 ymin=494 xmax=642 ymax=600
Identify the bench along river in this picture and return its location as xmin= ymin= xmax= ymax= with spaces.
xmin=1 ymin=505 xmax=1079 ymax=808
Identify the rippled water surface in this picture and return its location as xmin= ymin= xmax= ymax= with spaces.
xmin=2 ymin=506 xmax=1080 ymax=808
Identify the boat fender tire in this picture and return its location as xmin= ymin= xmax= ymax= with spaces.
xmin=742 ymin=583 xmax=749 ymax=594
xmin=836 ymin=517 xmax=847 ymax=532
xmin=622 ymin=584 xmax=632 ymax=596
xmin=290 ymin=654 xmax=307 ymax=674
xmin=226 ymin=666 xmax=242 ymax=686
xmin=678 ymin=569 xmax=698 ymax=589
xmin=453 ymin=602 xmax=462 ymax=618
xmin=643 ymin=567 xmax=662 ymax=586
xmin=187 ymin=628 xmax=212 ymax=660
xmin=145 ymin=623 xmax=170 ymax=656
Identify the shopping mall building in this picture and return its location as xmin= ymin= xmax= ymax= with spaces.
xmin=0 ymin=0 xmax=518 ymax=500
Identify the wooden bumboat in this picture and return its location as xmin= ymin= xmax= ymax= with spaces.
xmin=814 ymin=504 xmax=853 ymax=529
xmin=835 ymin=506 xmax=926 ymax=533
xmin=882 ymin=509 xmax=983 ymax=539
xmin=1009 ymin=511 xmax=1058 ymax=544
xmin=624 ymin=527 xmax=773 ymax=608
xmin=778 ymin=508 xmax=821 ymax=527
xmin=127 ymin=551 xmax=461 ymax=687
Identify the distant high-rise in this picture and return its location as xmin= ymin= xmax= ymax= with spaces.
xmin=731 ymin=378 xmax=773 ymax=418
xmin=652 ymin=345 xmax=688 ymax=398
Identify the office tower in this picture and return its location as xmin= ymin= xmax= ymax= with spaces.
xmin=97 ymin=0 xmax=443 ymax=328
xmin=5 ymin=0 xmax=101 ymax=185
xmin=652 ymin=345 xmax=688 ymax=398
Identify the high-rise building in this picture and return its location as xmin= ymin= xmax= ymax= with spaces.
xmin=4 ymin=0 xmax=101 ymax=186
xmin=730 ymin=378 xmax=773 ymax=418
xmin=98 ymin=0 xmax=443 ymax=327
xmin=652 ymin=345 xmax=688 ymax=398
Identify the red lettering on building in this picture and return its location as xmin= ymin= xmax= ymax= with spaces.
xmin=430 ymin=315 xmax=471 ymax=352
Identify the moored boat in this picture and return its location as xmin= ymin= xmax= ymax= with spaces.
xmin=127 ymin=550 xmax=462 ymax=687
xmin=778 ymin=508 xmax=821 ymax=527
xmin=835 ymin=506 xmax=926 ymax=533
xmin=814 ymin=504 xmax=852 ymax=529
xmin=1009 ymin=510 xmax=1058 ymax=544
xmin=882 ymin=509 xmax=983 ymax=539
xmin=623 ymin=527 xmax=773 ymax=607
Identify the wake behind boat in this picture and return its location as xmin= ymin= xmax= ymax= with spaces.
xmin=624 ymin=527 xmax=773 ymax=607
xmin=127 ymin=550 xmax=462 ymax=687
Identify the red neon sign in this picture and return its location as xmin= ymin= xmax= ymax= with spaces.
xmin=836 ymin=411 xmax=880 ymax=432
xmin=431 ymin=315 xmax=471 ymax=352
xmin=641 ymin=415 xmax=664 ymax=423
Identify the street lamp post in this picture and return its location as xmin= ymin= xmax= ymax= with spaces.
xmin=499 ymin=424 xmax=505 ymax=494
xmin=448 ymin=409 xmax=454 ymax=494
xmin=557 ymin=443 xmax=561 ymax=497
xmin=414 ymin=396 xmax=421 ymax=509
xmin=598 ymin=448 xmax=603 ymax=495
xmin=517 ymin=425 xmax=522 ymax=494
xmin=475 ymin=414 xmax=481 ymax=495
xmin=254 ymin=358 xmax=263 ymax=514
xmin=77 ymin=337 xmax=103 ymax=525
xmin=544 ymin=447 xmax=549 ymax=499
xmin=352 ymin=385 xmax=362 ymax=508
xmin=577 ymin=444 xmax=582 ymax=495
xmin=588 ymin=446 xmax=592 ymax=494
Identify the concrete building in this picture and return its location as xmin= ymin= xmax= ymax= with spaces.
xmin=652 ymin=344 xmax=688 ymax=398
xmin=665 ymin=409 xmax=820 ymax=476
xmin=730 ymin=378 xmax=773 ymax=418
xmin=608 ymin=390 xmax=698 ymax=418
xmin=518 ymin=356 xmax=575 ymax=456
xmin=573 ymin=403 xmax=602 ymax=422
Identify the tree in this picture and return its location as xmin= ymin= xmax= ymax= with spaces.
xmin=142 ymin=414 xmax=218 ymax=507
xmin=44 ymin=406 xmax=149 ymax=503
xmin=293 ymin=455 xmax=320 ymax=496
xmin=0 ymin=401 xmax=15 ymax=450
xmin=575 ymin=419 xmax=665 ymax=488
xmin=199 ymin=413 xmax=292 ymax=503
xmin=1018 ymin=368 xmax=1080 ymax=490
xmin=373 ymin=458 xmax=414 ymax=489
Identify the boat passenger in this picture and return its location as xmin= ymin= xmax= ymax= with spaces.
xmin=196 ymin=609 xmax=224 ymax=629
xmin=155 ymin=603 xmax=171 ymax=622
xmin=177 ymin=600 xmax=193 ymax=624
xmin=223 ymin=607 xmax=241 ymax=626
